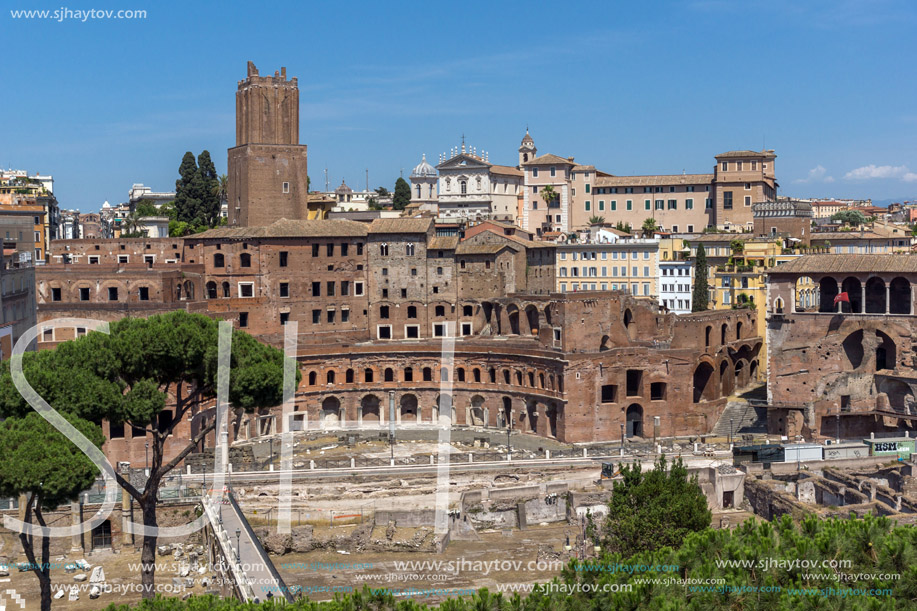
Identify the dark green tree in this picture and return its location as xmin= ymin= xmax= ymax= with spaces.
xmin=374 ymin=186 xmax=390 ymax=198
xmin=134 ymin=200 xmax=159 ymax=217
xmin=197 ymin=151 xmax=221 ymax=226
xmin=831 ymin=209 xmax=868 ymax=226
xmin=174 ymin=152 xmax=200 ymax=225
xmin=0 ymin=413 xmax=104 ymax=611
xmin=602 ymin=455 xmax=710 ymax=557
xmin=393 ymin=177 xmax=412 ymax=210
xmin=0 ymin=311 xmax=294 ymax=599
xmin=692 ymin=243 xmax=709 ymax=312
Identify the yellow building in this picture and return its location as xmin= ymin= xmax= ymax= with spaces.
xmin=555 ymin=230 xmax=660 ymax=298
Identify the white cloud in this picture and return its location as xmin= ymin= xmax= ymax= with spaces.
xmin=843 ymin=164 xmax=913 ymax=180
xmin=794 ymin=164 xmax=834 ymax=183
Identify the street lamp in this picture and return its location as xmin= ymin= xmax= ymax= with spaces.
xmin=235 ymin=528 xmax=241 ymax=562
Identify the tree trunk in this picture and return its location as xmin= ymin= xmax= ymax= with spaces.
xmin=18 ymin=498 xmax=53 ymax=611
xmin=139 ymin=499 xmax=158 ymax=599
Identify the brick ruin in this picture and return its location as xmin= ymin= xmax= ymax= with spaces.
xmin=766 ymin=254 xmax=917 ymax=439
xmin=36 ymin=219 xmax=761 ymax=466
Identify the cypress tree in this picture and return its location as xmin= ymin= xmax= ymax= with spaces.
xmin=393 ymin=177 xmax=411 ymax=210
xmin=174 ymin=152 xmax=200 ymax=225
xmin=692 ymin=243 xmax=709 ymax=312
xmin=197 ymin=150 xmax=220 ymax=226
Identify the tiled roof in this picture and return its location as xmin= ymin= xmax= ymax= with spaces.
xmin=368 ymin=217 xmax=434 ymax=234
xmin=191 ymin=218 xmax=368 ymax=239
xmin=810 ymin=231 xmax=895 ymax=240
xmin=571 ymin=165 xmax=595 ymax=172
xmin=455 ymin=242 xmax=517 ymax=255
xmin=595 ymin=174 xmax=714 ymax=187
xmin=489 ymin=164 xmax=523 ymax=177
xmin=521 ymin=153 xmax=576 ymax=166
xmin=429 ymin=236 xmax=460 ymax=250
xmin=769 ymin=254 xmax=917 ymax=275
xmin=715 ymin=150 xmax=776 ymax=159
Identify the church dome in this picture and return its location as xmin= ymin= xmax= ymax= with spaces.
xmin=334 ymin=180 xmax=353 ymax=195
xmin=410 ymin=154 xmax=437 ymax=178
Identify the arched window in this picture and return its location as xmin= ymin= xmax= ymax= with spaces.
xmin=384 ymin=368 xmax=394 ymax=382
xmin=489 ymin=368 xmax=496 ymax=383
xmin=416 ymin=184 xmax=421 ymax=198
xmin=206 ymin=281 xmax=217 ymax=299
xmin=423 ymin=367 xmax=432 ymax=381
xmin=404 ymin=367 xmax=413 ymax=382
xmin=441 ymin=368 xmax=450 ymax=382
xmin=326 ymin=370 xmax=335 ymax=384
xmin=720 ymin=323 xmax=727 ymax=345
xmin=213 ymin=253 xmax=224 ymax=267
xmin=222 ymin=282 xmax=230 ymax=298
xmin=515 ymin=371 xmax=523 ymax=385
xmin=240 ymin=253 xmax=251 ymax=268
xmin=528 ymin=372 xmax=535 ymax=386
xmin=473 ymin=368 xmax=481 ymax=382
xmin=460 ymin=180 xmax=467 ymax=194
xmin=364 ymin=368 xmax=374 ymax=383
xmin=457 ymin=368 xmax=465 ymax=382
xmin=346 ymin=368 xmax=354 ymax=383
xmin=736 ymin=321 xmax=743 ymax=340
xmin=308 ymin=371 xmax=317 ymax=385
xmin=504 ymin=370 xmax=511 ymax=384
xmin=705 ymin=325 xmax=711 ymax=347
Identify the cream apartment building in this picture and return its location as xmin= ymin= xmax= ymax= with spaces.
xmin=555 ymin=232 xmax=660 ymax=299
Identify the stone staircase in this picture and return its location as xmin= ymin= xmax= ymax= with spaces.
xmin=712 ymin=399 xmax=768 ymax=438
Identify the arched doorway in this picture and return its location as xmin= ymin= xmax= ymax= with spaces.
xmin=841 ymin=277 xmax=862 ymax=313
xmin=525 ymin=399 xmax=538 ymax=433
xmin=400 ymin=394 xmax=419 ymax=423
xmin=321 ymin=397 xmax=342 ymax=428
xmin=469 ymin=395 xmax=486 ymax=426
xmin=625 ymin=404 xmax=643 ymax=438
xmin=865 ymin=277 xmax=886 ymax=313
xmin=876 ymin=330 xmax=896 ymax=371
xmin=525 ymin=305 xmax=540 ymax=335
xmin=819 ymin=277 xmax=839 ymax=312
xmin=507 ymin=305 xmax=521 ymax=335
xmin=719 ymin=360 xmax=734 ymax=397
xmin=360 ymin=395 xmax=380 ymax=426
xmin=842 ymin=330 xmax=865 ymax=370
xmin=890 ymin=277 xmax=911 ymax=314
xmin=623 ymin=309 xmax=635 ymax=340
xmin=501 ymin=397 xmax=512 ymax=429
xmin=547 ymin=402 xmax=559 ymax=438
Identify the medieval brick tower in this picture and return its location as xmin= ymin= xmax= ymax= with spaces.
xmin=227 ymin=62 xmax=309 ymax=227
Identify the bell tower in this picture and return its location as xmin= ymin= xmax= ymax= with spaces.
xmin=518 ymin=128 xmax=536 ymax=167
xmin=227 ymin=62 xmax=309 ymax=227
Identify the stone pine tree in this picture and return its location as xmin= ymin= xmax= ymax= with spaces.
xmin=0 ymin=311 xmax=294 ymax=599
xmin=692 ymin=243 xmax=709 ymax=312
xmin=0 ymin=413 xmax=104 ymax=611
xmin=602 ymin=455 xmax=711 ymax=557
xmin=393 ymin=177 xmax=412 ymax=210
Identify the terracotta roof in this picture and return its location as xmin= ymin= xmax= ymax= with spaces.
xmin=571 ymin=165 xmax=595 ymax=172
xmin=810 ymin=231 xmax=896 ymax=240
xmin=192 ymin=218 xmax=368 ymax=239
xmin=455 ymin=242 xmax=517 ymax=255
xmin=521 ymin=153 xmax=576 ymax=167
xmin=595 ymin=174 xmax=714 ymax=187
xmin=368 ymin=217 xmax=434 ymax=234
xmin=715 ymin=150 xmax=776 ymax=159
xmin=429 ymin=236 xmax=459 ymax=250
xmin=488 ymin=164 xmax=523 ymax=177
xmin=769 ymin=254 xmax=917 ymax=275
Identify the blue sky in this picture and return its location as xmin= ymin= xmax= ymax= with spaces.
xmin=2 ymin=0 xmax=916 ymax=210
